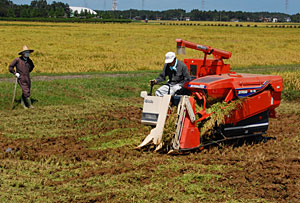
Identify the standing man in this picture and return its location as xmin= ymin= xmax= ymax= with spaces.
xmin=9 ymin=45 xmax=35 ymax=109
xmin=151 ymin=52 xmax=190 ymax=96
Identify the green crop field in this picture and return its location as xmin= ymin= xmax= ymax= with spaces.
xmin=0 ymin=21 xmax=300 ymax=202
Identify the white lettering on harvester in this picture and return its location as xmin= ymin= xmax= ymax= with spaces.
xmin=189 ymin=84 xmax=206 ymax=89
xmin=238 ymin=90 xmax=248 ymax=94
xmin=145 ymin=99 xmax=154 ymax=104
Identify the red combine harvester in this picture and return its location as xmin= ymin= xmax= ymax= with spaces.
xmin=138 ymin=39 xmax=283 ymax=152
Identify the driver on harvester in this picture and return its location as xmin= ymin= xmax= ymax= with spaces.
xmin=151 ymin=52 xmax=190 ymax=96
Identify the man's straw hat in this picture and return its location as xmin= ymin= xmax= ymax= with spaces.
xmin=18 ymin=45 xmax=34 ymax=55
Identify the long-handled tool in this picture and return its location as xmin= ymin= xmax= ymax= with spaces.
xmin=11 ymin=77 xmax=18 ymax=110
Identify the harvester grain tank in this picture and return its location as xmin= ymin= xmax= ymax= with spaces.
xmin=138 ymin=39 xmax=282 ymax=152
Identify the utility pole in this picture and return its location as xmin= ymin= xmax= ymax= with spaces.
xmin=201 ymin=0 xmax=205 ymax=10
xmin=285 ymin=0 xmax=288 ymax=12
xmin=112 ymin=0 xmax=117 ymax=11
xmin=142 ymin=0 xmax=145 ymax=10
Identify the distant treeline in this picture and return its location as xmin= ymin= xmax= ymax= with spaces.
xmin=1 ymin=0 xmax=71 ymax=18
xmin=1 ymin=0 xmax=300 ymax=22
xmin=101 ymin=9 xmax=300 ymax=22
xmin=0 ymin=17 xmax=132 ymax=23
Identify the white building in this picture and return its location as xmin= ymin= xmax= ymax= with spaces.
xmin=70 ymin=6 xmax=97 ymax=16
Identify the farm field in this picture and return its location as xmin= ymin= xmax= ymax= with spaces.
xmin=1 ymin=21 xmax=300 ymax=73
xmin=0 ymin=72 xmax=299 ymax=202
xmin=0 ymin=21 xmax=300 ymax=202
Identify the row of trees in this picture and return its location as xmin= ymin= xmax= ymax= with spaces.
xmin=0 ymin=0 xmax=70 ymax=18
xmin=1 ymin=0 xmax=300 ymax=22
xmin=98 ymin=9 xmax=300 ymax=22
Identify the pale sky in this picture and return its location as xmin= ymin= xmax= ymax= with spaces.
xmin=11 ymin=0 xmax=300 ymax=14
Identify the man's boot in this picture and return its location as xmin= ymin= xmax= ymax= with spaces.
xmin=21 ymin=96 xmax=28 ymax=109
xmin=26 ymin=97 xmax=34 ymax=109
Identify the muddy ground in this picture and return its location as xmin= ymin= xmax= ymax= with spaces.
xmin=0 ymin=105 xmax=299 ymax=202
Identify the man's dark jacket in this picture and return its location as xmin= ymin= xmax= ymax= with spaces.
xmin=156 ymin=60 xmax=190 ymax=86
xmin=9 ymin=57 xmax=34 ymax=98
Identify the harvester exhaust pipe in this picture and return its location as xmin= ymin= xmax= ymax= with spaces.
xmin=176 ymin=39 xmax=185 ymax=55
xmin=177 ymin=46 xmax=185 ymax=55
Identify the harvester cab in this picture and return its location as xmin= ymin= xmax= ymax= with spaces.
xmin=138 ymin=39 xmax=283 ymax=153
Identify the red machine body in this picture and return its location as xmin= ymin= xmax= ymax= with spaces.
xmin=175 ymin=39 xmax=283 ymax=151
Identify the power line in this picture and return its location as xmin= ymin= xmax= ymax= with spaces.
xmin=83 ymin=0 xmax=88 ymax=7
